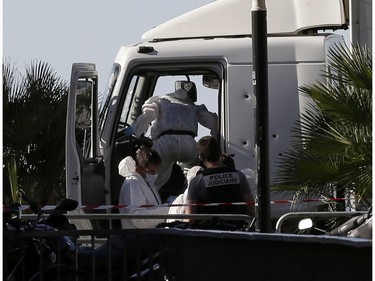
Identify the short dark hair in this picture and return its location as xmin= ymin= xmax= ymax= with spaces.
xmin=135 ymin=146 xmax=161 ymax=168
xmin=197 ymin=136 xmax=221 ymax=162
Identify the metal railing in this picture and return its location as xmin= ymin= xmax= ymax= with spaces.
xmin=4 ymin=213 xmax=255 ymax=281
xmin=19 ymin=213 xmax=255 ymax=227
xmin=4 ymin=224 xmax=372 ymax=281
xmin=275 ymin=211 xmax=367 ymax=233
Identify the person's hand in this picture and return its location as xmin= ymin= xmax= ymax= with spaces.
xmin=124 ymin=126 xmax=135 ymax=136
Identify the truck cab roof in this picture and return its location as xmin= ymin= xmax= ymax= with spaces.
xmin=142 ymin=0 xmax=347 ymax=41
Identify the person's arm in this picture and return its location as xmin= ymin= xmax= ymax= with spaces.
xmin=185 ymin=178 xmax=199 ymax=222
xmin=185 ymin=199 xmax=198 ymax=224
xmin=196 ymin=104 xmax=218 ymax=137
xmin=243 ymin=192 xmax=256 ymax=218
xmin=120 ymin=178 xmax=168 ymax=228
xmin=185 ymin=199 xmax=197 ymax=215
xmin=128 ymin=205 xmax=169 ymax=228
xmin=132 ymin=101 xmax=159 ymax=137
xmin=238 ymin=172 xmax=256 ymax=217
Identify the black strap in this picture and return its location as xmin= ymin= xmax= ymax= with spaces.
xmin=158 ymin=129 xmax=196 ymax=138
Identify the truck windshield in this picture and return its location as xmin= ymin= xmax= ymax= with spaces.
xmin=99 ymin=64 xmax=120 ymax=132
xmin=99 ymin=64 xmax=120 ymax=116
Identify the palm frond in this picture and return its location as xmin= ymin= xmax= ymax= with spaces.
xmin=274 ymin=43 xmax=372 ymax=207
xmin=3 ymin=60 xmax=68 ymax=204
xmin=326 ymin=43 xmax=372 ymax=90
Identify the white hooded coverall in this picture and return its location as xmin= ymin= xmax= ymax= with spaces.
xmin=132 ymin=85 xmax=218 ymax=189
xmin=118 ymin=156 xmax=169 ymax=229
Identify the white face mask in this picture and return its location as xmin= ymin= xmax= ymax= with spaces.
xmin=146 ymin=173 xmax=158 ymax=184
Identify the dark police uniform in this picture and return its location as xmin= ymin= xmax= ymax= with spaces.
xmin=187 ymin=166 xmax=252 ymax=216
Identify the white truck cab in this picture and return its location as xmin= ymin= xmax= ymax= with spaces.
xmin=66 ymin=0 xmax=350 ymax=223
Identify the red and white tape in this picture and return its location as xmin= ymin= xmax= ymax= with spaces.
xmin=4 ymin=197 xmax=350 ymax=212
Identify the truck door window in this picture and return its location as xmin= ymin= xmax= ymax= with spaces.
xmin=75 ymin=79 xmax=94 ymax=156
xmin=120 ymin=75 xmax=138 ymax=126
xmin=117 ymin=74 xmax=220 ymax=140
xmin=114 ymin=65 xmax=223 ymax=147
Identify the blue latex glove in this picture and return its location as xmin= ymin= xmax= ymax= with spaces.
xmin=124 ymin=126 xmax=135 ymax=136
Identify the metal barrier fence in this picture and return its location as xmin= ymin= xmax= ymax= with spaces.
xmin=18 ymin=213 xmax=255 ymax=226
xmin=4 ymin=227 xmax=372 ymax=281
xmin=4 ymin=213 xmax=372 ymax=281
xmin=3 ymin=214 xmax=254 ymax=281
xmin=275 ymin=211 xmax=368 ymax=233
xmin=4 ymin=227 xmax=171 ymax=281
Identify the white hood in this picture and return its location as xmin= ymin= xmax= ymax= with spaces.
xmin=118 ymin=156 xmax=137 ymax=177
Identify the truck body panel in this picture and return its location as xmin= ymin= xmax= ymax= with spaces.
xmin=142 ymin=0 xmax=346 ymax=40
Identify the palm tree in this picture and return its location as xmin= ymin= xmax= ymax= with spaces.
xmin=3 ymin=60 xmax=69 ymax=204
xmin=273 ymin=43 xmax=372 ymax=212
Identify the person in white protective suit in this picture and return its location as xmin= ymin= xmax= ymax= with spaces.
xmin=118 ymin=147 xmax=169 ymax=229
xmin=166 ymin=165 xmax=203 ymax=223
xmin=129 ymin=80 xmax=218 ymax=191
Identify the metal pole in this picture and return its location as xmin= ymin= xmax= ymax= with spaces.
xmin=252 ymin=0 xmax=271 ymax=232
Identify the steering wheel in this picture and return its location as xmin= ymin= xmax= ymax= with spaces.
xmin=116 ymin=122 xmax=153 ymax=147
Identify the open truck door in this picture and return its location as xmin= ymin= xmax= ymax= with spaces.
xmin=66 ymin=63 xmax=104 ymax=207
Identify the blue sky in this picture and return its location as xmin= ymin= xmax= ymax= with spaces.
xmin=3 ymin=0 xmax=213 ymax=86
